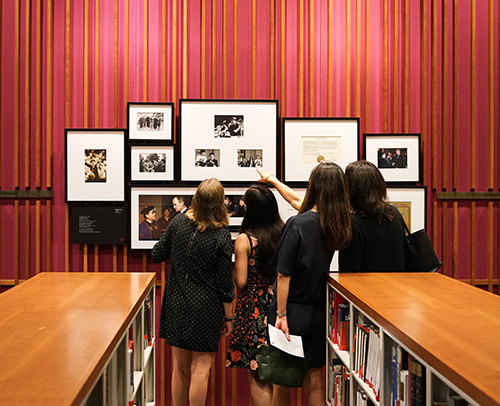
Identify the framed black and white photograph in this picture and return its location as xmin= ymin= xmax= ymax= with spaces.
xmin=130 ymin=145 xmax=174 ymax=182
xmin=65 ymin=129 xmax=125 ymax=202
xmin=363 ymin=133 xmax=421 ymax=184
xmin=282 ymin=118 xmax=360 ymax=185
xmin=127 ymin=102 xmax=174 ymax=143
xmin=179 ymin=99 xmax=278 ymax=183
xmin=387 ymin=186 xmax=427 ymax=232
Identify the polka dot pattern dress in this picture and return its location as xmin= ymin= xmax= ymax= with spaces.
xmin=226 ymin=233 xmax=274 ymax=371
xmin=152 ymin=214 xmax=235 ymax=352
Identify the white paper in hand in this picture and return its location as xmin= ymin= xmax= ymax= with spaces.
xmin=268 ymin=324 xmax=305 ymax=358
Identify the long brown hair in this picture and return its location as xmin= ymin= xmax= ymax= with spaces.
xmin=299 ymin=161 xmax=352 ymax=251
xmin=185 ymin=178 xmax=229 ymax=232
xmin=345 ymin=160 xmax=393 ymax=224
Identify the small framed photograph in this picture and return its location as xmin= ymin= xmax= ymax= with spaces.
xmin=127 ymin=102 xmax=174 ymax=143
xmin=387 ymin=186 xmax=427 ymax=232
xmin=363 ymin=133 xmax=421 ymax=184
xmin=130 ymin=145 xmax=174 ymax=182
xmin=65 ymin=129 xmax=125 ymax=202
xmin=282 ymin=117 xmax=360 ymax=185
xmin=179 ymin=99 xmax=278 ymax=183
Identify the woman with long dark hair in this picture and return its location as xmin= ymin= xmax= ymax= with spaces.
xmin=338 ymin=160 xmax=406 ymax=272
xmin=258 ymin=161 xmax=352 ymax=406
xmin=227 ymin=184 xmax=284 ymax=406
xmin=152 ymin=178 xmax=235 ymax=406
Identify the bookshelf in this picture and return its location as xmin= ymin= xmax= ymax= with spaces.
xmin=326 ymin=273 xmax=500 ymax=406
xmin=0 ymin=272 xmax=155 ymax=406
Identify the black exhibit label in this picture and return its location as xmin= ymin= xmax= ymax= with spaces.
xmin=72 ymin=205 xmax=127 ymax=245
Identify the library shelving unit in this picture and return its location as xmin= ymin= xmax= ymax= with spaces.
xmin=0 ymin=272 xmax=156 ymax=406
xmin=326 ymin=272 xmax=500 ymax=406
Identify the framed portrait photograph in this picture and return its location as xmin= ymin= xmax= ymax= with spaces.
xmin=282 ymin=118 xmax=360 ymax=185
xmin=179 ymin=99 xmax=278 ymax=183
xmin=65 ymin=129 xmax=125 ymax=202
xmin=130 ymin=145 xmax=174 ymax=183
xmin=127 ymin=102 xmax=174 ymax=143
xmin=363 ymin=133 xmax=421 ymax=184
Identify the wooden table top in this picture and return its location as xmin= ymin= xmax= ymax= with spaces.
xmin=0 ymin=272 xmax=156 ymax=406
xmin=327 ymin=272 xmax=500 ymax=406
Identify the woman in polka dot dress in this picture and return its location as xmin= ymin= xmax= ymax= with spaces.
xmin=152 ymin=178 xmax=235 ymax=406
xmin=226 ymin=184 xmax=284 ymax=406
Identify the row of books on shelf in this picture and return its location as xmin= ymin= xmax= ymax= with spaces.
xmin=353 ymin=324 xmax=381 ymax=401
xmin=328 ymin=357 xmax=350 ymax=406
xmin=328 ymin=292 xmax=350 ymax=351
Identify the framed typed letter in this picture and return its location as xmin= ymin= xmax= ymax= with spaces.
xmin=387 ymin=186 xmax=427 ymax=232
xmin=283 ymin=118 xmax=360 ymax=185
xmin=127 ymin=102 xmax=174 ymax=143
xmin=130 ymin=187 xmax=198 ymax=249
xmin=65 ymin=129 xmax=125 ymax=202
xmin=130 ymin=145 xmax=175 ymax=183
xmin=179 ymin=99 xmax=278 ymax=183
xmin=364 ymin=133 xmax=421 ymax=184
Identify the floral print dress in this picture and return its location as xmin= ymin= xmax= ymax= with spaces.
xmin=226 ymin=233 xmax=274 ymax=371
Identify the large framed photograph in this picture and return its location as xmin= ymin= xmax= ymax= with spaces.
xmin=329 ymin=186 xmax=427 ymax=272
xmin=127 ymin=102 xmax=174 ymax=143
xmin=65 ymin=129 xmax=125 ymax=202
xmin=130 ymin=145 xmax=175 ymax=183
xmin=282 ymin=118 xmax=360 ymax=185
xmin=363 ymin=133 xmax=421 ymax=184
xmin=179 ymin=99 xmax=279 ymax=183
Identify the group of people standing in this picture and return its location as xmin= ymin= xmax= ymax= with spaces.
xmin=151 ymin=160 xmax=406 ymax=406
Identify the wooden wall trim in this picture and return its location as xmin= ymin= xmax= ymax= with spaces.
xmin=437 ymin=192 xmax=500 ymax=200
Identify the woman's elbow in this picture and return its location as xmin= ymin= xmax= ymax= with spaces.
xmin=235 ymin=279 xmax=246 ymax=289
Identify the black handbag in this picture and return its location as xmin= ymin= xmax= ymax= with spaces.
xmin=258 ymin=344 xmax=311 ymax=388
xmin=402 ymin=221 xmax=443 ymax=273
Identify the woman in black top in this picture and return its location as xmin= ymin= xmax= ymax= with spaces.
xmin=152 ymin=178 xmax=235 ymax=406
xmin=258 ymin=162 xmax=352 ymax=406
xmin=339 ymin=160 xmax=406 ymax=273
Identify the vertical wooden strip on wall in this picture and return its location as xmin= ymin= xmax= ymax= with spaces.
xmin=47 ymin=201 xmax=52 ymax=272
xmin=95 ymin=0 xmax=100 ymax=126
xmin=182 ymin=0 xmax=187 ymax=98
xmin=36 ymin=0 xmax=42 ymax=187
xmin=15 ymin=201 xmax=20 ymax=284
xmin=487 ymin=202 xmax=493 ymax=291
xmin=25 ymin=0 xmax=31 ymax=188
xmin=84 ymin=0 xmax=89 ymax=127
xmin=211 ymin=0 xmax=216 ymax=98
xmin=25 ymin=201 xmax=30 ymax=279
xmin=173 ymin=0 xmax=178 ymax=102
xmin=114 ymin=0 xmax=119 ymax=127
xmin=298 ymin=1 xmax=304 ymax=116
xmin=452 ymin=201 xmax=458 ymax=279
xmin=382 ymin=0 xmax=388 ymax=132
xmin=113 ymin=246 xmax=117 ymax=272
xmin=441 ymin=0 xmax=448 ymax=188
xmin=420 ymin=0 xmax=428 ymax=187
xmin=487 ymin=0 xmax=494 ymax=189
xmin=36 ymin=201 xmax=41 ymax=274
xmin=309 ymin=0 xmax=314 ymax=116
xmin=124 ymin=0 xmax=129 ymax=106
xmin=345 ymin=0 xmax=351 ymax=117
xmin=233 ymin=0 xmax=238 ymax=98
xmin=270 ymin=0 xmax=275 ymax=99
xmin=431 ymin=0 xmax=438 ymax=189
xmin=355 ymin=0 xmax=361 ymax=118
xmin=432 ymin=201 xmax=438 ymax=269
xmin=222 ymin=0 xmax=227 ymax=97
xmin=392 ymin=0 xmax=399 ymax=132
xmin=327 ymin=0 xmax=333 ymax=115
xmin=403 ymin=0 xmax=409 ymax=132
xmin=94 ymin=246 xmax=99 ymax=272
xmin=161 ymin=0 xmax=167 ymax=102
xmin=46 ymin=0 xmax=53 ymax=188
xmin=143 ymin=0 xmax=148 ymax=101
xmin=470 ymin=0 xmax=476 ymax=190
xmin=441 ymin=201 xmax=448 ymax=276
xmin=280 ymin=0 xmax=285 ymax=116
xmin=201 ymin=0 xmax=206 ymax=98
xmin=452 ymin=0 xmax=458 ymax=189
xmin=365 ymin=0 xmax=370 ymax=130
xmin=14 ymin=0 xmax=20 ymax=188
xmin=65 ymin=0 xmax=71 ymax=272
xmin=252 ymin=0 xmax=257 ymax=99
xmin=470 ymin=202 xmax=476 ymax=285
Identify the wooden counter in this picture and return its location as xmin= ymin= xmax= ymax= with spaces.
xmin=0 ymin=272 xmax=156 ymax=406
xmin=327 ymin=272 xmax=500 ymax=406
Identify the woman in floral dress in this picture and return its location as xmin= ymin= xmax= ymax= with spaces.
xmin=227 ymin=184 xmax=284 ymax=406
